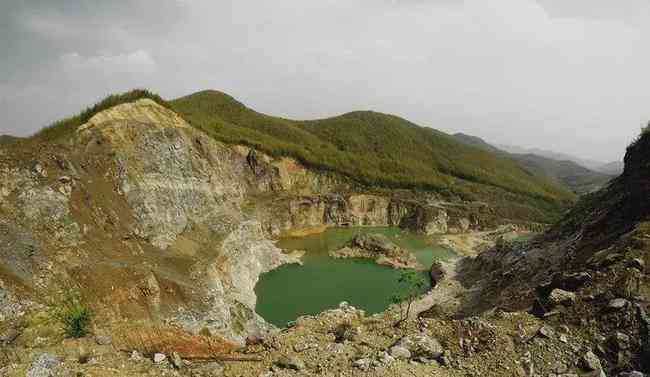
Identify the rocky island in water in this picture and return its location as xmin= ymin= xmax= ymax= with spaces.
xmin=330 ymin=233 xmax=423 ymax=269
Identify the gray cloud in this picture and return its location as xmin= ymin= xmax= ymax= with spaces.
xmin=1 ymin=0 xmax=649 ymax=162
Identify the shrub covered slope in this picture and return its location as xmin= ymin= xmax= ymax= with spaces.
xmin=171 ymin=90 xmax=575 ymax=221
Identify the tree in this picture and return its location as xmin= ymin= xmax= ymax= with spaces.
xmin=390 ymin=270 xmax=428 ymax=327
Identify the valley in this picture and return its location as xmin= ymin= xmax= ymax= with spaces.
xmin=0 ymin=90 xmax=648 ymax=377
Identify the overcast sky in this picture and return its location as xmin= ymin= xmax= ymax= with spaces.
xmin=2 ymin=0 xmax=650 ymax=162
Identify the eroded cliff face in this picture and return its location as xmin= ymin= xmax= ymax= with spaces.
xmin=0 ymin=99 xmax=299 ymax=344
xmin=253 ymin=189 xmax=488 ymax=238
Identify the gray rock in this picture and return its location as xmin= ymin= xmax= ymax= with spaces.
xmin=353 ymin=358 xmax=372 ymax=371
xmin=417 ymin=356 xmax=437 ymax=365
xmin=394 ymin=334 xmax=444 ymax=359
xmin=191 ymin=362 xmax=225 ymax=376
xmin=538 ymin=325 xmax=555 ymax=339
xmin=389 ymin=345 xmax=412 ymax=360
xmin=638 ymin=304 xmax=650 ymax=370
xmin=379 ymin=352 xmax=396 ymax=365
xmin=275 ymin=355 xmax=305 ymax=371
xmin=32 ymin=163 xmax=47 ymax=178
xmin=548 ymin=289 xmax=577 ymax=306
xmin=618 ymin=372 xmax=644 ymax=377
xmin=95 ymin=335 xmax=112 ymax=345
xmin=0 ymin=328 xmax=20 ymax=344
xmin=171 ymin=352 xmax=183 ymax=369
xmin=27 ymin=353 xmax=60 ymax=377
xmin=293 ymin=343 xmax=312 ymax=352
xmin=553 ymin=361 xmax=568 ymax=374
xmin=580 ymin=351 xmax=602 ymax=372
xmin=608 ymin=298 xmax=630 ymax=310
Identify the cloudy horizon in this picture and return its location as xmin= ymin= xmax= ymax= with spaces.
xmin=3 ymin=0 xmax=650 ymax=162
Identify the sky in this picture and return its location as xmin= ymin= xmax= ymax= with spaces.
xmin=2 ymin=0 xmax=650 ymax=162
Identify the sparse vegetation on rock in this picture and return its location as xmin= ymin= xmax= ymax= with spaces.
xmin=49 ymin=289 xmax=93 ymax=339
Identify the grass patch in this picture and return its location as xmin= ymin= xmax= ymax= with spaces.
xmin=31 ymin=89 xmax=169 ymax=142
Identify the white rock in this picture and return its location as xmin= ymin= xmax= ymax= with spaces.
xmin=153 ymin=353 xmax=167 ymax=363
xmin=130 ymin=351 xmax=143 ymax=361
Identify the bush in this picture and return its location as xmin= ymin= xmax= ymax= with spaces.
xmin=50 ymin=289 xmax=94 ymax=338
xmin=390 ymin=270 xmax=428 ymax=326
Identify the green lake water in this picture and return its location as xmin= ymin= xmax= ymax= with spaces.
xmin=255 ymin=227 xmax=456 ymax=327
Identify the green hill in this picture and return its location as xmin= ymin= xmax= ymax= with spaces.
xmin=171 ymin=90 xmax=575 ymax=222
xmin=17 ymin=89 xmax=576 ymax=223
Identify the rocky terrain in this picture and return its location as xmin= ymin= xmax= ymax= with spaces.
xmin=330 ymin=233 xmax=421 ymax=269
xmin=0 ymin=96 xmax=648 ymax=376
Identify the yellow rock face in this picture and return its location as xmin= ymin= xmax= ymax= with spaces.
xmin=77 ymin=98 xmax=189 ymax=134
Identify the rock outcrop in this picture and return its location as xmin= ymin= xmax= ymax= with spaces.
xmin=0 ymin=99 xmax=300 ymax=344
xmin=330 ymin=233 xmax=421 ymax=269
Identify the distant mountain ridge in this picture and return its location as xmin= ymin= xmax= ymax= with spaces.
xmin=453 ymin=133 xmax=613 ymax=195
xmin=597 ymin=160 xmax=624 ymax=175
xmin=497 ymin=143 xmax=623 ymax=175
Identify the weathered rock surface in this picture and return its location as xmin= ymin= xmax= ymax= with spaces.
xmin=580 ymin=351 xmax=602 ymax=372
xmin=392 ymin=334 xmax=444 ymax=360
xmin=26 ymin=353 xmax=61 ymax=377
xmin=0 ymin=99 xmax=306 ymax=343
xmin=330 ymin=233 xmax=421 ymax=269
xmin=547 ymin=289 xmax=577 ymax=307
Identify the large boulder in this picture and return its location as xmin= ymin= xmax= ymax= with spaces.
xmin=392 ymin=334 xmax=444 ymax=360
xmin=547 ymin=289 xmax=577 ymax=307
xmin=580 ymin=351 xmax=603 ymax=372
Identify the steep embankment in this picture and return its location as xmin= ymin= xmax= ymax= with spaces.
xmin=0 ymin=98 xmax=303 ymax=345
xmin=172 ymin=90 xmax=575 ymax=224
xmin=449 ymin=129 xmax=650 ymax=374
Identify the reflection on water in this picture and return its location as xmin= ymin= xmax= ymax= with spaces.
xmin=255 ymin=227 xmax=455 ymax=327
